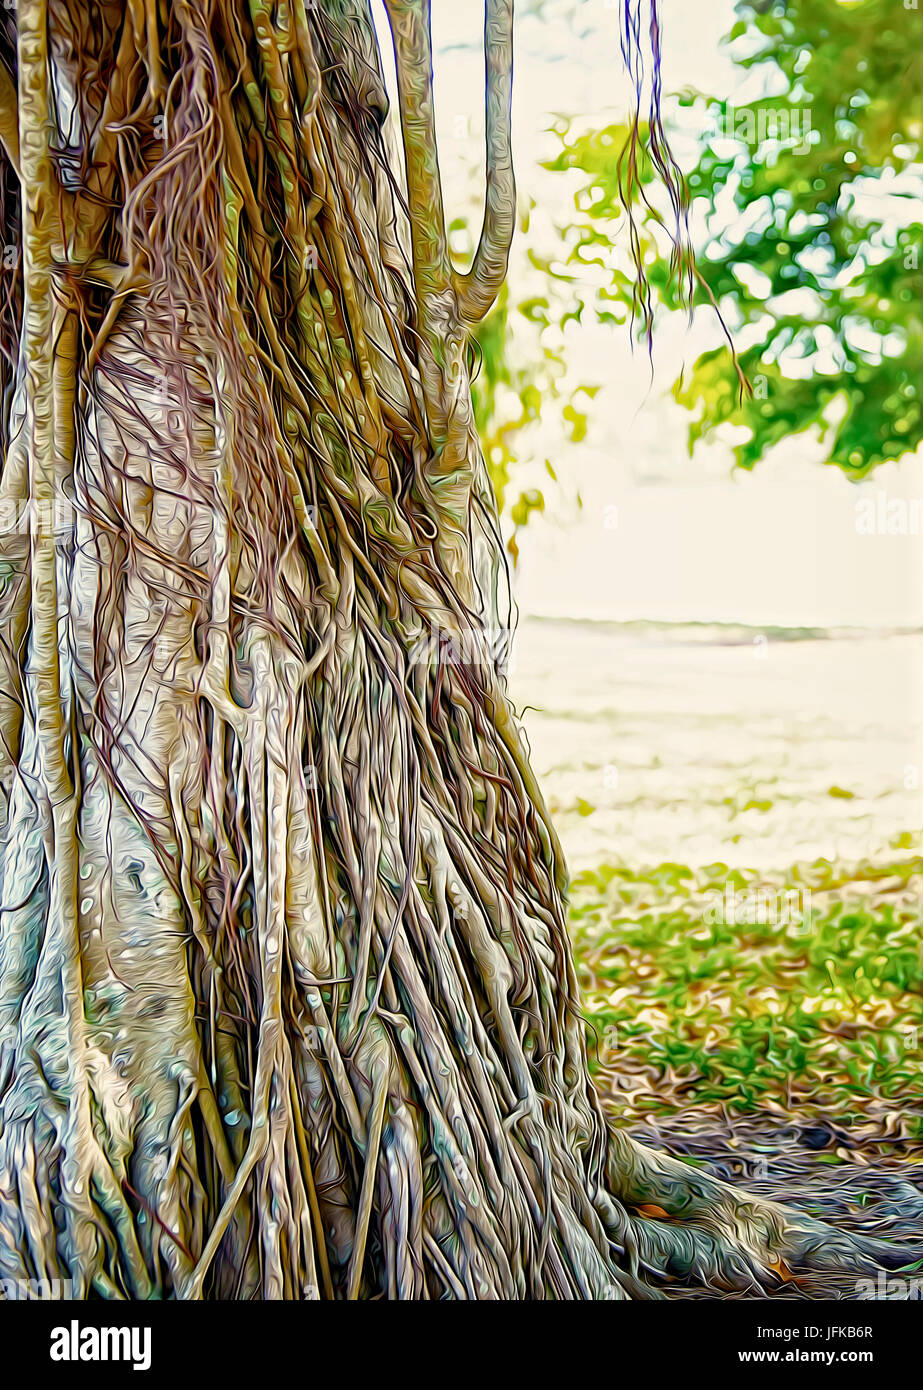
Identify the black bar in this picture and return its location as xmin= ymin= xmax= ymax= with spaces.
xmin=0 ymin=1294 xmax=913 ymax=1380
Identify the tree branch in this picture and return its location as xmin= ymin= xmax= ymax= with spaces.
xmin=452 ymin=0 xmax=515 ymax=325
xmin=73 ymin=8 xmax=142 ymax=264
xmin=0 ymin=60 xmax=20 ymax=178
xmin=384 ymin=0 xmax=467 ymax=451
xmin=383 ymin=0 xmax=451 ymax=320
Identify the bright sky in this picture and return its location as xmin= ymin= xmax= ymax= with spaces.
xmin=372 ymin=1 xmax=923 ymax=630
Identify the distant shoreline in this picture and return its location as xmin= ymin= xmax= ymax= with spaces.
xmin=521 ymin=614 xmax=923 ymax=644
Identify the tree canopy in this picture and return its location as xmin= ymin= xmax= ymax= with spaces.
xmin=512 ymin=0 xmax=923 ymax=483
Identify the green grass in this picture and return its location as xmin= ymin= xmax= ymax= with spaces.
xmin=570 ymin=849 xmax=923 ymax=1132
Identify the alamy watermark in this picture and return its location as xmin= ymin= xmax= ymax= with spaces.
xmin=703 ymin=883 xmax=812 ymax=932
xmin=0 ymin=497 xmax=74 ymax=539
xmin=710 ymin=102 xmax=813 ymax=155
xmin=409 ymin=626 xmax=515 ymax=674
xmin=855 ymin=491 xmax=923 ymax=536
xmin=1 ymin=1276 xmax=74 ymax=1299
xmin=50 ymin=1320 xmax=151 ymax=1371
xmin=855 ymin=1270 xmax=923 ymax=1300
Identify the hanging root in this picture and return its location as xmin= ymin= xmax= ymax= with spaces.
xmin=0 ymin=0 xmax=914 ymax=1301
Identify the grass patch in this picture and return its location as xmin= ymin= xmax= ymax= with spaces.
xmin=570 ymin=850 xmax=923 ymax=1131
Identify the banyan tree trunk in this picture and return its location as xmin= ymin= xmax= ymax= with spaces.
xmin=0 ymin=0 xmax=912 ymax=1299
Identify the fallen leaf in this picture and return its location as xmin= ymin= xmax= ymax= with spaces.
xmin=768 ymin=1258 xmax=796 ymax=1283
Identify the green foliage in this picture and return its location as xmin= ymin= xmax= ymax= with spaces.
xmin=542 ymin=120 xmax=664 ymax=332
xmin=548 ymin=0 xmax=923 ymax=474
xmin=571 ymin=851 xmax=923 ymax=1128
xmin=461 ymin=215 xmax=598 ymax=552
xmin=468 ymin=282 xmax=553 ymax=518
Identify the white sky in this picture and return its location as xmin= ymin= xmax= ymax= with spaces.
xmin=371 ymin=1 xmax=923 ymax=629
